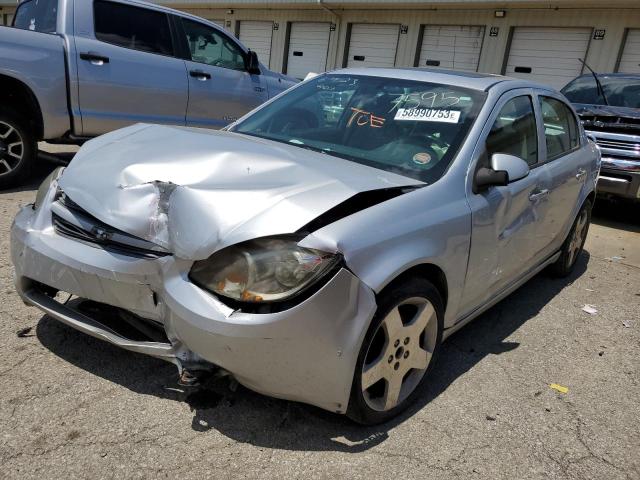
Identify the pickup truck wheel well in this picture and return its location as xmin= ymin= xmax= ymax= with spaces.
xmin=0 ymin=75 xmax=44 ymax=140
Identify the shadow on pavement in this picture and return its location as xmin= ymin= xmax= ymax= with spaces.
xmin=35 ymin=251 xmax=590 ymax=452
xmin=591 ymin=197 xmax=640 ymax=232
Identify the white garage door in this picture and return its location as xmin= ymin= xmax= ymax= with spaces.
xmin=286 ymin=22 xmax=331 ymax=79
xmin=504 ymin=27 xmax=592 ymax=89
xmin=209 ymin=19 xmax=225 ymax=28
xmin=418 ymin=25 xmax=485 ymax=72
xmin=617 ymin=29 xmax=640 ymax=73
xmin=346 ymin=24 xmax=399 ymax=68
xmin=239 ymin=21 xmax=274 ymax=68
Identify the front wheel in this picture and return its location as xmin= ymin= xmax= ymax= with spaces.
xmin=0 ymin=110 xmax=37 ymax=189
xmin=549 ymin=199 xmax=592 ymax=277
xmin=347 ymin=278 xmax=444 ymax=425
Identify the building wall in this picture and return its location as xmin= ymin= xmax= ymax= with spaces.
xmin=1 ymin=5 xmax=15 ymax=26
xmin=169 ymin=3 xmax=640 ymax=76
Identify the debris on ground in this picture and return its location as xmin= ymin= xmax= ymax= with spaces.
xmin=622 ymin=321 xmax=633 ymax=328
xmin=16 ymin=327 xmax=33 ymax=338
xmin=550 ymin=384 xmax=569 ymax=394
xmin=581 ymin=304 xmax=598 ymax=315
xmin=485 ymin=415 xmax=496 ymax=421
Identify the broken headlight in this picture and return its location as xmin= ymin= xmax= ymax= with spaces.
xmin=33 ymin=166 xmax=64 ymax=211
xmin=189 ymin=237 xmax=340 ymax=303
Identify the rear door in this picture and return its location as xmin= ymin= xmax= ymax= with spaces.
xmin=417 ymin=25 xmax=485 ymax=71
xmin=74 ymin=0 xmax=188 ymax=136
xmin=534 ymin=93 xmax=587 ymax=255
xmin=346 ymin=24 xmax=399 ymax=68
xmin=503 ymin=27 xmax=592 ymax=89
xmin=178 ymin=17 xmax=268 ymax=128
xmin=285 ymin=22 xmax=331 ymax=79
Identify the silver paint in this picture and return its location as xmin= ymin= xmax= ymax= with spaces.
xmin=10 ymin=69 xmax=600 ymax=413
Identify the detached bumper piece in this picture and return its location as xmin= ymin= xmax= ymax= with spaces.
xmin=18 ymin=279 xmax=178 ymax=363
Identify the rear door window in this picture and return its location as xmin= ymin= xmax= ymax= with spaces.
xmin=13 ymin=0 xmax=58 ymax=33
xmin=539 ymin=96 xmax=579 ymax=159
xmin=486 ymin=96 xmax=538 ymax=166
xmin=93 ymin=0 xmax=173 ymax=56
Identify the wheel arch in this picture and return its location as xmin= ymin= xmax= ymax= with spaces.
xmin=379 ymin=263 xmax=449 ymax=313
xmin=0 ymin=74 xmax=44 ymax=140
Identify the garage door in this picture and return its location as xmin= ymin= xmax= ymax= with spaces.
xmin=239 ymin=21 xmax=274 ymax=68
xmin=346 ymin=24 xmax=399 ymax=68
xmin=417 ymin=25 xmax=485 ymax=72
xmin=617 ymin=29 xmax=640 ymax=73
xmin=209 ymin=19 xmax=225 ymax=28
xmin=504 ymin=27 xmax=592 ymax=89
xmin=285 ymin=22 xmax=331 ymax=79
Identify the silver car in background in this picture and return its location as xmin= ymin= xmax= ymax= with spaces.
xmin=11 ymin=69 xmax=600 ymax=424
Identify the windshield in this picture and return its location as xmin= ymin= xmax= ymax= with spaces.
xmin=231 ymin=74 xmax=486 ymax=183
xmin=562 ymin=76 xmax=640 ymax=109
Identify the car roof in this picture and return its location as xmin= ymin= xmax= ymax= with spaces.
xmin=329 ymin=67 xmax=554 ymax=92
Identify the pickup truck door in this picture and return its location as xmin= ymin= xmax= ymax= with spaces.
xmin=73 ymin=0 xmax=188 ymax=136
xmin=461 ymin=91 xmax=552 ymax=315
xmin=533 ymin=93 xmax=588 ymax=257
xmin=175 ymin=17 xmax=268 ymax=128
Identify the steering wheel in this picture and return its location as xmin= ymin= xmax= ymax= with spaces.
xmin=267 ymin=108 xmax=318 ymax=134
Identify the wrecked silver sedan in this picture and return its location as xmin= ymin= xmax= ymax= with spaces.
xmin=11 ymin=69 xmax=600 ymax=424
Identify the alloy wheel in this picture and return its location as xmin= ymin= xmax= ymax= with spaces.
xmin=568 ymin=209 xmax=588 ymax=266
xmin=361 ymin=297 xmax=438 ymax=411
xmin=0 ymin=121 xmax=24 ymax=176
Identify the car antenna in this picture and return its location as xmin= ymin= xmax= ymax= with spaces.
xmin=578 ymin=58 xmax=609 ymax=106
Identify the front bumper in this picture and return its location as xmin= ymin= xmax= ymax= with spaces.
xmin=597 ymin=159 xmax=640 ymax=200
xmin=11 ymin=201 xmax=377 ymax=414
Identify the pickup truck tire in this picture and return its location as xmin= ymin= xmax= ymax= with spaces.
xmin=0 ymin=109 xmax=36 ymax=189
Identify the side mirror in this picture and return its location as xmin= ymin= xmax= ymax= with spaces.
xmin=245 ymin=50 xmax=261 ymax=75
xmin=474 ymin=153 xmax=529 ymax=193
xmin=491 ymin=153 xmax=530 ymax=183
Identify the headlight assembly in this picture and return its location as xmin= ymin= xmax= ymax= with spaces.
xmin=33 ymin=166 xmax=64 ymax=211
xmin=189 ymin=236 xmax=340 ymax=303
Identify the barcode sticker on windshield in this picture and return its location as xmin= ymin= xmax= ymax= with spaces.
xmin=394 ymin=108 xmax=461 ymax=123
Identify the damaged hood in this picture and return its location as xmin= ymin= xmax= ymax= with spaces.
xmin=59 ymin=124 xmax=422 ymax=260
xmin=573 ymin=103 xmax=640 ymax=120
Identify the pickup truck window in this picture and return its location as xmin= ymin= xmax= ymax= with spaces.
xmin=180 ymin=19 xmax=246 ymax=71
xmin=94 ymin=0 xmax=173 ymax=56
xmin=13 ymin=0 xmax=58 ymax=33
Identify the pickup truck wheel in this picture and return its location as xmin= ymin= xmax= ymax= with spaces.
xmin=549 ymin=199 xmax=592 ymax=278
xmin=346 ymin=278 xmax=444 ymax=425
xmin=0 ymin=111 xmax=36 ymax=189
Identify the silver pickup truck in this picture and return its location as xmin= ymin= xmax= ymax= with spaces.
xmin=0 ymin=0 xmax=297 ymax=188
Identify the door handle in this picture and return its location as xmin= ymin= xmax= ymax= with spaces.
xmin=575 ymin=168 xmax=587 ymax=180
xmin=529 ymin=189 xmax=549 ymax=202
xmin=189 ymin=70 xmax=211 ymax=81
xmin=80 ymin=52 xmax=109 ymax=65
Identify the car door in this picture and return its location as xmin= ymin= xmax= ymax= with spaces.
xmin=73 ymin=0 xmax=188 ymax=136
xmin=461 ymin=90 xmax=552 ymax=314
xmin=534 ymin=93 xmax=588 ymax=256
xmin=176 ymin=17 xmax=268 ymax=128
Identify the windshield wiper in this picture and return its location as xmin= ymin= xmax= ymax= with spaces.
xmin=578 ymin=58 xmax=609 ymax=106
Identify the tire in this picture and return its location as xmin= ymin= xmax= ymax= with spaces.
xmin=0 ymin=109 xmax=37 ymax=189
xmin=549 ymin=199 xmax=592 ymax=278
xmin=346 ymin=277 xmax=444 ymax=425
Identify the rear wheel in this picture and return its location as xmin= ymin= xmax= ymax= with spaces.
xmin=549 ymin=199 xmax=592 ymax=277
xmin=0 ymin=110 xmax=37 ymax=189
xmin=347 ymin=278 xmax=444 ymax=425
